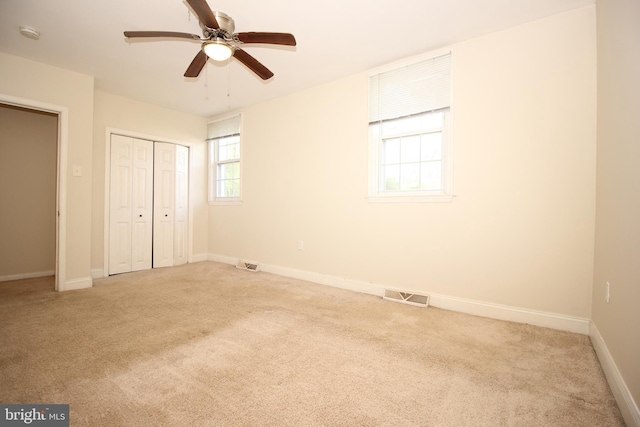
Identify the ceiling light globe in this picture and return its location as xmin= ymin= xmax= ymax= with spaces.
xmin=203 ymin=41 xmax=232 ymax=61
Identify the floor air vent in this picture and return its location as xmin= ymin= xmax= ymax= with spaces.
xmin=383 ymin=289 xmax=429 ymax=307
xmin=236 ymin=261 xmax=259 ymax=272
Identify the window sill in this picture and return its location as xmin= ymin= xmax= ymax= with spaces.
xmin=367 ymin=194 xmax=455 ymax=203
xmin=209 ymin=198 xmax=243 ymax=206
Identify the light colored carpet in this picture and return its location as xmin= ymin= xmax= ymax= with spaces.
xmin=0 ymin=262 xmax=624 ymax=426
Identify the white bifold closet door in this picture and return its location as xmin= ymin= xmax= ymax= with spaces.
xmin=153 ymin=142 xmax=189 ymax=268
xmin=109 ymin=135 xmax=154 ymax=275
xmin=109 ymin=137 xmax=189 ymax=275
xmin=153 ymin=142 xmax=175 ymax=268
xmin=174 ymin=144 xmax=189 ymax=266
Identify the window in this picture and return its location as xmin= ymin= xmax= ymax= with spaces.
xmin=368 ymin=52 xmax=453 ymax=202
xmin=208 ymin=114 xmax=242 ymax=203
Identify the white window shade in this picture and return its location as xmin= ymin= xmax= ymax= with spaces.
xmin=369 ymin=53 xmax=451 ymax=123
xmin=207 ymin=114 xmax=241 ymax=140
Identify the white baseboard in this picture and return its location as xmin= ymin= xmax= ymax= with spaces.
xmin=429 ymin=294 xmax=590 ymax=334
xmin=190 ymin=253 xmax=209 ymax=263
xmin=208 ymin=253 xmax=237 ymax=264
xmin=590 ymin=322 xmax=640 ymax=427
xmin=262 ymin=264 xmax=384 ymax=297
xmin=91 ymin=269 xmax=104 ymax=279
xmin=0 ymin=270 xmax=55 ymax=282
xmin=92 ymin=255 xmax=210 ymax=279
xmin=60 ymin=276 xmax=92 ymax=291
xmin=206 ymin=254 xmax=590 ymax=334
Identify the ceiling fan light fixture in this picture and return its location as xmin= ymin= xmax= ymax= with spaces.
xmin=203 ymin=40 xmax=232 ymax=61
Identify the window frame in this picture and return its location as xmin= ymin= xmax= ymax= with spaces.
xmin=208 ymin=114 xmax=243 ymax=205
xmin=367 ymin=52 xmax=454 ymax=203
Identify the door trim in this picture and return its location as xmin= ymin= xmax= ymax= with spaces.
xmin=0 ymin=93 xmax=68 ymax=291
xmin=104 ymin=127 xmax=194 ymax=276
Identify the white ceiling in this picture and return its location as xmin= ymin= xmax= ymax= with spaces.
xmin=0 ymin=0 xmax=593 ymax=118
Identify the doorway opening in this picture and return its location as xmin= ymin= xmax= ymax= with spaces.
xmin=0 ymin=95 xmax=68 ymax=291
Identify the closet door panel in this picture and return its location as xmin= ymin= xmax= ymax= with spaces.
xmin=174 ymin=145 xmax=189 ymax=266
xmin=131 ymin=139 xmax=153 ymax=271
xmin=109 ymin=136 xmax=133 ymax=275
xmin=153 ymin=142 xmax=175 ymax=268
xmin=109 ymin=136 xmax=154 ymax=275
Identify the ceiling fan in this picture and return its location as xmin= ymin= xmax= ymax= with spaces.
xmin=123 ymin=0 xmax=296 ymax=80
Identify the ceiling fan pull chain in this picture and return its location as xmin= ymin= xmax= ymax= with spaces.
xmin=227 ymin=60 xmax=232 ymax=110
xmin=204 ymin=65 xmax=210 ymax=101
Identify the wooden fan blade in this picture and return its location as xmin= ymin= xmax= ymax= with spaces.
xmin=124 ymin=31 xmax=201 ymax=40
xmin=233 ymin=48 xmax=274 ymax=80
xmin=235 ymin=32 xmax=296 ymax=46
xmin=186 ymin=0 xmax=219 ymax=29
xmin=184 ymin=50 xmax=208 ymax=78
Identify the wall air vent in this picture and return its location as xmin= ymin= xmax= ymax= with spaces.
xmin=383 ymin=289 xmax=429 ymax=307
xmin=236 ymin=261 xmax=259 ymax=272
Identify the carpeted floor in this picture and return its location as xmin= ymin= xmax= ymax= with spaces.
xmin=0 ymin=262 xmax=625 ymax=426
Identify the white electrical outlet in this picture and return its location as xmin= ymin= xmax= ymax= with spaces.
xmin=606 ymin=281 xmax=610 ymax=303
xmin=298 ymin=240 xmax=304 ymax=250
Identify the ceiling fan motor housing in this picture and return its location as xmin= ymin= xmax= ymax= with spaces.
xmin=202 ymin=11 xmax=235 ymax=39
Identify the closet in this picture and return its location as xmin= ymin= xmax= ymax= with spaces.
xmin=108 ymin=135 xmax=188 ymax=275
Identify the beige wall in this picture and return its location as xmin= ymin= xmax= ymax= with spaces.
xmin=0 ymin=105 xmax=57 ymax=277
xmin=209 ymin=6 xmax=597 ymax=318
xmin=0 ymin=52 xmax=94 ymax=285
xmin=593 ymin=0 xmax=640 ymax=422
xmin=92 ymin=90 xmax=209 ymax=273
